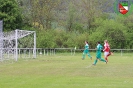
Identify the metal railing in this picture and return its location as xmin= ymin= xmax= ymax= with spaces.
xmin=0 ymin=48 xmax=133 ymax=61
xmin=36 ymin=48 xmax=133 ymax=56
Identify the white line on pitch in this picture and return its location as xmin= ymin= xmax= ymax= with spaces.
xmin=86 ymin=64 xmax=92 ymax=68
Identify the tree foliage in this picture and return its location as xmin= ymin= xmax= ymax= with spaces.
xmin=0 ymin=0 xmax=23 ymax=31
xmin=18 ymin=0 xmax=60 ymax=30
xmin=89 ymin=19 xmax=127 ymax=49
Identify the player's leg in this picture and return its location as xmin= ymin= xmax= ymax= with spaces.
xmin=93 ymin=58 xmax=98 ymax=65
xmin=107 ymin=51 xmax=113 ymax=56
xmin=93 ymin=53 xmax=100 ymax=65
xmin=99 ymin=58 xmax=107 ymax=64
xmin=87 ymin=52 xmax=92 ymax=60
xmin=104 ymin=52 xmax=109 ymax=62
xmin=82 ymin=50 xmax=86 ymax=60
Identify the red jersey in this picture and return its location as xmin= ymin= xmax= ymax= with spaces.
xmin=104 ymin=43 xmax=110 ymax=52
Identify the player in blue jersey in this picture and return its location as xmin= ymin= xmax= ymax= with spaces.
xmin=93 ymin=42 xmax=107 ymax=65
xmin=82 ymin=41 xmax=92 ymax=60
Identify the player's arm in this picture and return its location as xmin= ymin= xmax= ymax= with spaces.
xmin=103 ymin=46 xmax=107 ymax=51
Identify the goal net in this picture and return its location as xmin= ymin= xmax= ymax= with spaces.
xmin=0 ymin=21 xmax=36 ymax=61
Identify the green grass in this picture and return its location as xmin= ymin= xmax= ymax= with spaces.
xmin=0 ymin=53 xmax=133 ymax=88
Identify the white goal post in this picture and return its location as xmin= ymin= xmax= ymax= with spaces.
xmin=0 ymin=21 xmax=36 ymax=61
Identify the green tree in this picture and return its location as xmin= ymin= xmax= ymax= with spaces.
xmin=74 ymin=0 xmax=113 ymax=31
xmin=122 ymin=15 xmax=133 ymax=49
xmin=37 ymin=30 xmax=56 ymax=48
xmin=115 ymin=15 xmax=133 ymax=49
xmin=19 ymin=0 xmax=60 ymax=30
xmin=0 ymin=0 xmax=23 ymax=31
xmin=66 ymin=2 xmax=75 ymax=32
xmin=89 ymin=19 xmax=127 ymax=49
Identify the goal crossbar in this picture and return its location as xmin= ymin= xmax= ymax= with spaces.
xmin=2 ymin=30 xmax=35 ymax=40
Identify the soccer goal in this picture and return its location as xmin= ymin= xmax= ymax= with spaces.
xmin=0 ymin=21 xmax=36 ymax=61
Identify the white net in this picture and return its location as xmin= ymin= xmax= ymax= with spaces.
xmin=0 ymin=29 xmax=36 ymax=61
xmin=17 ymin=30 xmax=36 ymax=59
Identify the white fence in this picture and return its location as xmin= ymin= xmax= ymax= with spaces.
xmin=1 ymin=48 xmax=133 ymax=61
xmin=35 ymin=48 xmax=133 ymax=56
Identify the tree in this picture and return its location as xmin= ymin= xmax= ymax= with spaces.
xmin=66 ymin=2 xmax=75 ymax=32
xmin=66 ymin=1 xmax=85 ymax=33
xmin=74 ymin=0 xmax=113 ymax=31
xmin=0 ymin=0 xmax=23 ymax=31
xmin=19 ymin=0 xmax=60 ymax=30
xmin=122 ymin=15 xmax=133 ymax=49
xmin=89 ymin=19 xmax=127 ymax=49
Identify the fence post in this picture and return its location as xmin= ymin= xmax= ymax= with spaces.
xmin=121 ymin=49 xmax=122 ymax=56
xmin=19 ymin=49 xmax=20 ymax=58
xmin=54 ymin=48 xmax=55 ymax=55
xmin=52 ymin=49 xmax=53 ymax=55
xmin=50 ymin=49 xmax=51 ymax=55
xmin=71 ymin=49 xmax=72 ymax=55
xmin=28 ymin=49 xmax=30 ymax=58
xmin=74 ymin=49 xmax=76 ymax=56
xmin=47 ymin=49 xmax=48 ymax=56
xmin=44 ymin=49 xmax=45 ymax=55
xmin=36 ymin=49 xmax=38 ymax=57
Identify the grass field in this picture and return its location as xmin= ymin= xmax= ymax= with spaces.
xmin=0 ymin=53 xmax=133 ymax=88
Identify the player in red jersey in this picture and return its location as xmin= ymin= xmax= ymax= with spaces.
xmin=103 ymin=40 xmax=113 ymax=63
